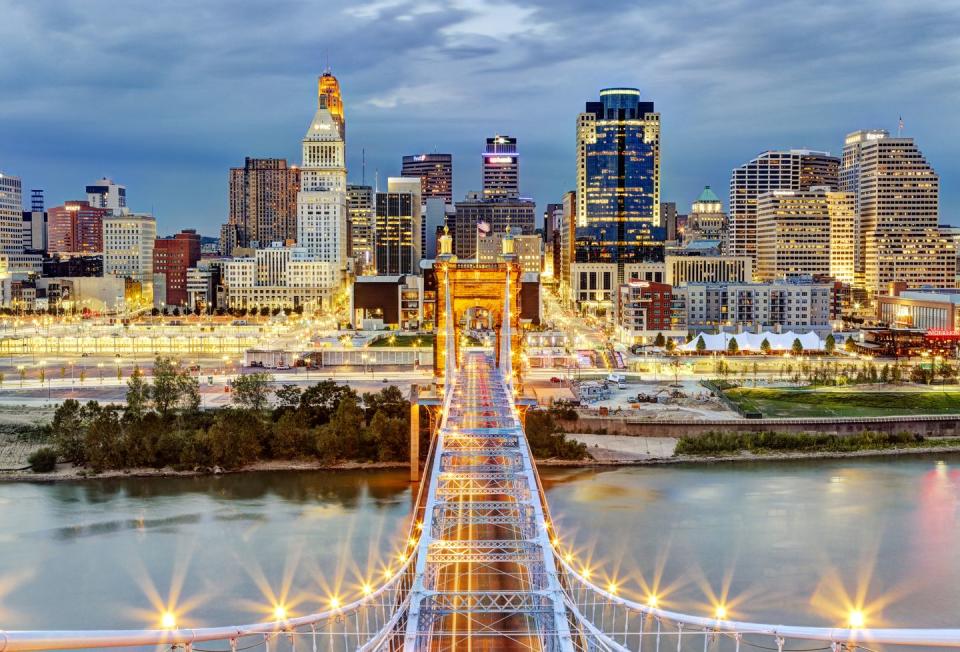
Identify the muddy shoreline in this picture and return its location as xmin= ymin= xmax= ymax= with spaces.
xmin=4 ymin=443 xmax=960 ymax=483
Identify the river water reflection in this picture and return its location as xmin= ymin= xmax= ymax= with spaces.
xmin=1 ymin=455 xmax=959 ymax=631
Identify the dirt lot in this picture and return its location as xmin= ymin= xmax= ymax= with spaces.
xmin=0 ymin=404 xmax=55 ymax=469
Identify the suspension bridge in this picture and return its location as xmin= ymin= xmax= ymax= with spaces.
xmin=3 ymin=238 xmax=960 ymax=651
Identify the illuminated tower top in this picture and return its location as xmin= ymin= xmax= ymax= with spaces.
xmin=317 ymin=71 xmax=344 ymax=139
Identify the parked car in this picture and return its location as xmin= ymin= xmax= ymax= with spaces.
xmin=549 ymin=376 xmax=562 ymax=384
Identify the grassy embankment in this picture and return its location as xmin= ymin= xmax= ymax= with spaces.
xmin=724 ymin=387 xmax=960 ymax=418
xmin=675 ymin=430 xmax=960 ymax=456
xmin=368 ymin=334 xmax=435 ymax=348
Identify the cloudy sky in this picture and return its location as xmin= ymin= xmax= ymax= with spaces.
xmin=1 ymin=0 xmax=958 ymax=235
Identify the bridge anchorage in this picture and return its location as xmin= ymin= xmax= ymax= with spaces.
xmin=4 ymin=242 xmax=960 ymax=650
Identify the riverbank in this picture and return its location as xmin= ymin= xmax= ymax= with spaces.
xmin=7 ymin=440 xmax=960 ymax=482
xmin=0 ymin=458 xmax=409 ymax=482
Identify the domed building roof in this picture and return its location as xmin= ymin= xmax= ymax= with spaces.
xmin=697 ymin=185 xmax=720 ymax=203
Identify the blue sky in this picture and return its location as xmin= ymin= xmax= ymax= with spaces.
xmin=1 ymin=0 xmax=958 ymax=236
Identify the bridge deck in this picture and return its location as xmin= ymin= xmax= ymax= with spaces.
xmin=405 ymin=352 xmax=570 ymax=651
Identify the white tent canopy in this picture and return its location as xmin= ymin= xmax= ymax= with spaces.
xmin=679 ymin=330 xmax=824 ymax=353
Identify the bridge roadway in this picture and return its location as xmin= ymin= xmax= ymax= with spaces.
xmin=402 ymin=351 xmax=570 ymax=650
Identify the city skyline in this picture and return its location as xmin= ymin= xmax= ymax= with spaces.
xmin=1 ymin=0 xmax=958 ymax=234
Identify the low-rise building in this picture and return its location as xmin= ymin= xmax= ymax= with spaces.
xmin=876 ymin=288 xmax=960 ymax=331
xmin=616 ymin=280 xmax=684 ymax=344
xmin=351 ymin=275 xmax=423 ymax=330
xmin=221 ymin=243 xmax=338 ymax=311
xmin=673 ymin=277 xmax=837 ymax=335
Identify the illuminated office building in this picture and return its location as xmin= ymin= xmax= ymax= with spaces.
xmin=0 ymin=172 xmax=23 ymax=255
xmin=347 ymin=184 xmax=375 ymax=274
xmin=841 ymin=130 xmax=955 ymax=295
xmin=729 ymin=150 xmax=838 ymax=263
xmin=227 ymin=158 xmax=300 ymax=248
xmin=297 ymin=71 xmax=348 ymax=276
xmin=375 ymin=177 xmax=422 ymax=276
xmin=755 ymin=189 xmax=855 ymax=283
xmin=684 ymin=186 xmax=727 ymax=246
xmin=401 ymin=153 xmax=453 ymax=204
xmin=573 ymin=87 xmax=661 ymax=314
xmin=482 ymin=135 xmax=519 ymax=200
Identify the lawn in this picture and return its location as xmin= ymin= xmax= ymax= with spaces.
xmin=368 ymin=334 xmax=435 ymax=348
xmin=724 ymin=387 xmax=960 ymax=418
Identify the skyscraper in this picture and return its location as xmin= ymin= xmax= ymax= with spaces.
xmin=482 ymin=135 xmax=519 ymax=200
xmin=573 ymin=88 xmax=661 ymax=314
xmin=103 ymin=214 xmax=156 ymax=283
xmin=755 ymin=189 xmax=854 ymax=282
xmin=22 ymin=189 xmax=46 ymax=252
xmin=840 ymin=130 xmax=955 ymax=294
xmin=0 ymin=172 xmax=23 ymax=255
xmin=154 ymin=230 xmax=201 ymax=307
xmin=401 ymin=153 xmax=453 ymax=204
xmin=452 ymin=194 xmax=535 ymax=259
xmin=347 ymin=184 xmax=375 ymax=274
xmin=297 ymin=71 xmax=348 ymax=273
xmin=375 ymin=177 xmax=422 ymax=275
xmin=48 ymin=201 xmax=107 ymax=254
xmin=729 ymin=150 xmax=839 ymax=263
xmin=86 ymin=178 xmax=128 ymax=215
xmin=227 ymin=158 xmax=300 ymax=248
xmin=575 ymin=89 xmax=660 ymax=257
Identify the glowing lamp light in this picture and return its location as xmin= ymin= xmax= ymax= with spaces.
xmin=581 ymin=567 xmax=591 ymax=579
xmin=329 ymin=597 xmax=341 ymax=609
xmin=647 ymin=595 xmax=658 ymax=608
xmin=551 ymin=537 xmax=560 ymax=547
xmin=607 ymin=582 xmax=618 ymax=595
xmin=362 ymin=583 xmax=373 ymax=596
xmin=383 ymin=567 xmax=394 ymax=579
xmin=715 ymin=605 xmax=728 ymax=620
xmin=160 ymin=611 xmax=177 ymax=629
xmin=564 ymin=553 xmax=574 ymax=564
xmin=849 ymin=610 xmax=865 ymax=629
xmin=273 ymin=605 xmax=287 ymax=620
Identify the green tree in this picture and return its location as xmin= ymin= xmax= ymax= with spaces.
xmin=83 ymin=407 xmax=123 ymax=473
xmin=38 ymin=368 xmax=45 ymax=384
xmin=695 ymin=335 xmax=706 ymax=354
xmin=792 ymin=338 xmax=804 ymax=355
xmin=271 ymin=410 xmax=314 ymax=459
xmin=125 ymin=366 xmax=149 ymax=421
xmin=665 ymin=338 xmax=676 ymax=353
xmin=366 ymin=410 xmax=408 ymax=462
xmin=274 ymin=384 xmax=302 ymax=411
xmin=28 ymin=447 xmax=58 ymax=473
xmin=300 ymin=380 xmax=357 ymax=426
xmin=51 ymin=399 xmax=86 ymax=463
xmin=844 ymin=338 xmax=856 ymax=353
xmin=205 ymin=409 xmax=264 ymax=469
xmin=524 ymin=410 xmax=588 ymax=460
xmin=825 ymin=333 xmax=836 ymax=355
xmin=150 ymin=356 xmax=200 ymax=416
xmin=231 ymin=372 xmax=274 ymax=412
xmin=653 ymin=332 xmax=665 ymax=347
xmin=760 ymin=338 xmax=771 ymax=355
xmin=727 ymin=337 xmax=739 ymax=354
xmin=328 ymin=394 xmax=367 ymax=459
xmin=362 ymin=385 xmax=409 ymax=421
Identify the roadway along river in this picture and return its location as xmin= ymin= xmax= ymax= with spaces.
xmin=2 ymin=455 xmax=959 ymax=631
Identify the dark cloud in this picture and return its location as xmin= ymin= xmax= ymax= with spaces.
xmin=0 ymin=0 xmax=958 ymax=234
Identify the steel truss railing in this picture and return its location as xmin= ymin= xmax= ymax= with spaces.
xmin=557 ymin=560 xmax=960 ymax=650
xmin=0 ymin=554 xmax=418 ymax=652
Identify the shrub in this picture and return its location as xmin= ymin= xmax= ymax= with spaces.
xmin=28 ymin=447 xmax=58 ymax=472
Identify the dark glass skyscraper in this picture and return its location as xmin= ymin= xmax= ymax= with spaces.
xmin=401 ymin=153 xmax=453 ymax=204
xmin=575 ymin=88 xmax=660 ymax=267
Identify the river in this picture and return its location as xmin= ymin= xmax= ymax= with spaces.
xmin=2 ymin=455 xmax=959 ymax=631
